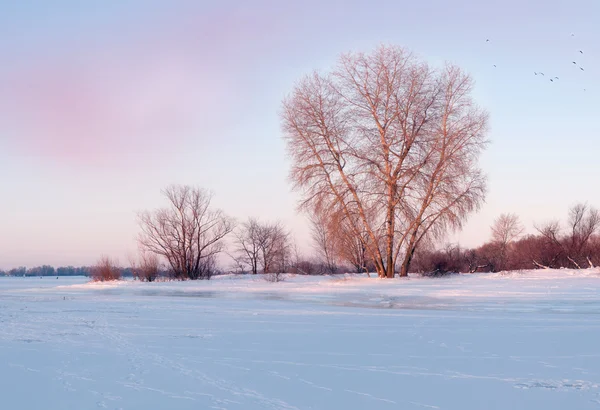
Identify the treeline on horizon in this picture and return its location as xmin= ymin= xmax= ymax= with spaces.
xmin=2 ymin=202 xmax=598 ymax=280
xmin=412 ymin=203 xmax=600 ymax=276
xmin=0 ymin=265 xmax=138 ymax=278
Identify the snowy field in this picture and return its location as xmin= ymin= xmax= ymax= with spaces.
xmin=1 ymin=270 xmax=600 ymax=410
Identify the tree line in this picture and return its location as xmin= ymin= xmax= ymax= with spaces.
xmin=3 ymin=197 xmax=598 ymax=281
xmin=0 ymin=265 xmax=129 ymax=278
xmin=411 ymin=204 xmax=600 ymax=275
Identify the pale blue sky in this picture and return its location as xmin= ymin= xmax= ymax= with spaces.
xmin=0 ymin=0 xmax=598 ymax=268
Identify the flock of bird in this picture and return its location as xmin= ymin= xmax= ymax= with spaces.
xmin=486 ymin=33 xmax=588 ymax=91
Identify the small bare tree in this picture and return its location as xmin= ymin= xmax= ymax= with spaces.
xmin=491 ymin=214 xmax=525 ymax=247
xmin=490 ymin=213 xmax=525 ymax=270
xmin=131 ymin=252 xmax=161 ymax=282
xmin=138 ymin=185 xmax=234 ymax=280
xmin=257 ymin=221 xmax=290 ymax=274
xmin=233 ymin=218 xmax=261 ymax=274
xmin=90 ymin=256 xmax=121 ymax=282
xmin=234 ymin=219 xmax=291 ymax=276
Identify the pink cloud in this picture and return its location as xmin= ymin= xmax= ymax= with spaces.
xmin=0 ymin=4 xmax=288 ymax=166
xmin=3 ymin=56 xmax=207 ymax=164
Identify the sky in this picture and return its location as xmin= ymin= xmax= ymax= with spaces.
xmin=0 ymin=0 xmax=599 ymax=269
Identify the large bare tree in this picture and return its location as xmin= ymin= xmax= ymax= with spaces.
xmin=138 ymin=185 xmax=234 ymax=280
xmin=282 ymin=45 xmax=488 ymax=278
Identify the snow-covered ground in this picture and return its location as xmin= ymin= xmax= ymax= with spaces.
xmin=1 ymin=270 xmax=599 ymax=409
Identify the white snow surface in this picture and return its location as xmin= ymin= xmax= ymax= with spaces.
xmin=1 ymin=269 xmax=600 ymax=409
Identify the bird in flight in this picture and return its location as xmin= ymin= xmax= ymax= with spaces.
xmin=493 ymin=64 xmax=497 ymax=68
xmin=580 ymin=67 xmax=585 ymax=71
xmin=573 ymin=61 xmax=577 ymax=65
xmin=486 ymin=39 xmax=490 ymax=42
xmin=550 ymin=78 xmax=554 ymax=82
xmin=579 ymin=50 xmax=584 ymax=54
xmin=539 ymin=72 xmax=545 ymax=76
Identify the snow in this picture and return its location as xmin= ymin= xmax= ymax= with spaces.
xmin=1 ymin=270 xmax=599 ymax=409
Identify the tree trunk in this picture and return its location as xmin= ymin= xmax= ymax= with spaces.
xmin=567 ymin=256 xmax=582 ymax=269
xmin=399 ymin=247 xmax=415 ymax=277
xmin=385 ymin=254 xmax=395 ymax=278
xmin=400 ymin=228 xmax=420 ymax=277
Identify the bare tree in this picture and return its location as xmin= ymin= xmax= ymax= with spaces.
xmin=534 ymin=220 xmax=564 ymax=268
xmin=535 ymin=204 xmax=600 ymax=269
xmin=233 ymin=218 xmax=290 ymax=275
xmin=91 ymin=256 xmax=121 ymax=282
xmin=138 ymin=185 xmax=234 ymax=280
xmin=490 ymin=213 xmax=524 ymax=270
xmin=491 ymin=214 xmax=525 ymax=247
xmin=233 ymin=218 xmax=261 ymax=274
xmin=130 ymin=252 xmax=161 ymax=282
xmin=257 ymin=221 xmax=290 ymax=274
xmin=282 ymin=45 xmax=488 ymax=278
xmin=567 ymin=203 xmax=600 ymax=266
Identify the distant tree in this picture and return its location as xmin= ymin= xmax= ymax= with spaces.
xmin=90 ymin=256 xmax=121 ymax=282
xmin=534 ymin=203 xmax=600 ymax=269
xmin=534 ymin=220 xmax=564 ymax=268
xmin=566 ymin=203 xmax=600 ymax=268
xmin=233 ymin=218 xmax=291 ymax=275
xmin=588 ymin=235 xmax=600 ymax=268
xmin=256 ymin=221 xmax=290 ymax=274
xmin=233 ymin=218 xmax=262 ymax=274
xmin=56 ymin=266 xmax=91 ymax=276
xmin=490 ymin=213 xmax=525 ymax=270
xmin=411 ymin=243 xmax=470 ymax=276
xmin=26 ymin=265 xmax=56 ymax=277
xmin=130 ymin=252 xmax=161 ymax=282
xmin=8 ymin=267 xmax=26 ymax=276
xmin=138 ymin=185 xmax=234 ymax=280
xmin=491 ymin=214 xmax=525 ymax=248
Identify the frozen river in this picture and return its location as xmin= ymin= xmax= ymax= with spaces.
xmin=1 ymin=270 xmax=599 ymax=409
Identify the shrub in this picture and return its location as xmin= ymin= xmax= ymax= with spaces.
xmin=90 ymin=256 xmax=121 ymax=282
